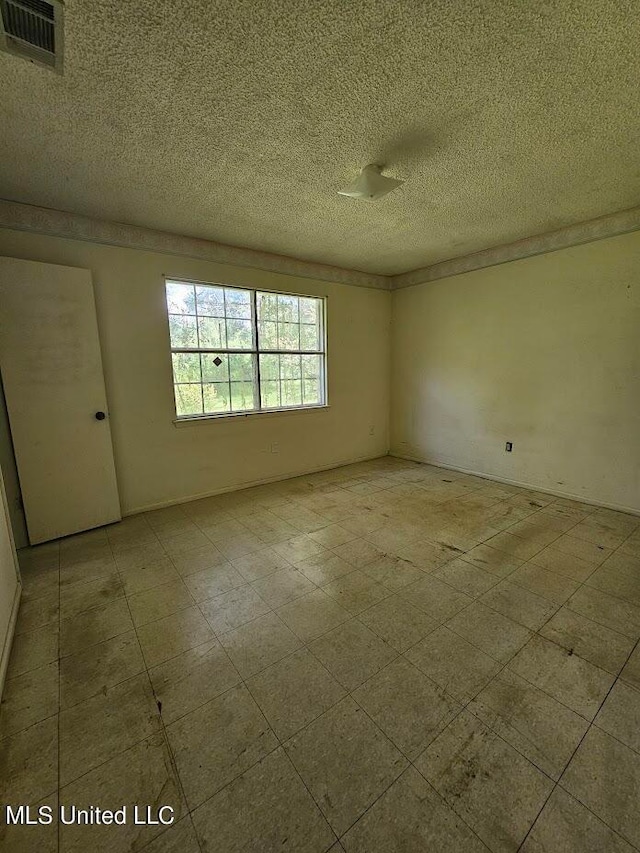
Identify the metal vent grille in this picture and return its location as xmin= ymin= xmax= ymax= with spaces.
xmin=0 ymin=0 xmax=63 ymax=70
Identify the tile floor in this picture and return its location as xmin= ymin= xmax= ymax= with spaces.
xmin=1 ymin=456 xmax=640 ymax=852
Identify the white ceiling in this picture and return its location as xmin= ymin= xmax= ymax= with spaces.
xmin=1 ymin=0 xmax=638 ymax=276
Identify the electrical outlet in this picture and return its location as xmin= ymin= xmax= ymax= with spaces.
xmin=505 ymin=441 xmax=513 ymax=452
xmin=270 ymin=442 xmax=280 ymax=454
xmin=369 ymin=425 xmax=375 ymax=436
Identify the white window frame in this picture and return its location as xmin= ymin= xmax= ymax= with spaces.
xmin=165 ymin=277 xmax=328 ymax=420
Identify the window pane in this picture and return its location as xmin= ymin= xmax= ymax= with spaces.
xmin=303 ymin=378 xmax=320 ymax=405
xmin=260 ymin=380 xmax=280 ymax=409
xmin=172 ymin=353 xmax=201 ymax=383
xmin=169 ymin=315 xmax=198 ymax=348
xmin=224 ymin=288 xmax=252 ymax=319
xmin=166 ymin=282 xmax=196 ymax=315
xmin=258 ymin=321 xmax=278 ymax=350
xmin=230 ymin=381 xmax=255 ymax=412
xmin=299 ymin=297 xmax=318 ymax=325
xmin=196 ymin=286 xmax=225 ymax=317
xmin=198 ymin=316 xmax=226 ymax=349
xmin=259 ymin=354 xmax=279 ymax=381
xmin=281 ymin=379 xmax=302 ymax=407
xmin=175 ymin=383 xmax=203 ymax=416
xmin=202 ymin=353 xmax=229 ymax=382
xmin=229 ymin=353 xmax=254 ymax=382
xmin=277 ymin=294 xmax=299 ymax=323
xmin=257 ymin=292 xmax=278 ymax=321
xmin=280 ymin=354 xmax=301 ymax=379
xmin=301 ymin=354 xmax=321 ymax=378
xmin=300 ymin=323 xmax=320 ymax=351
xmin=226 ymin=318 xmax=253 ymax=349
xmin=203 ymin=382 xmax=230 ymax=413
xmin=277 ymin=322 xmax=300 ymax=350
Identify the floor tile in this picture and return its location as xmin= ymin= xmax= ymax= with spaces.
xmin=167 ymin=683 xmax=277 ymax=807
xmin=59 ymin=672 xmax=161 ymax=785
xmin=182 ymin=561 xmax=245 ymax=602
xmin=401 ymin=575 xmax=472 ymax=622
xmin=322 ymin=570 xmax=390 ymax=614
xmin=361 ymin=554 xmax=426 ymax=590
xmin=460 ymin=543 xmax=524 ymax=578
xmin=113 ymin=541 xmax=167 ymax=572
xmin=273 ymin=534 xmax=326 ymax=564
xmin=60 ymin=598 xmax=133 ymax=657
xmin=308 ymin=523 xmax=358 ymax=548
xmin=247 ymin=648 xmax=346 ymax=740
xmin=620 ymin=643 xmax=640 ymax=690
xmin=0 ymin=660 xmax=59 ymax=736
xmin=14 ymin=592 xmax=59 ymax=635
xmin=342 ymin=766 xmax=488 ymax=852
xmin=405 ymin=626 xmax=500 ymax=703
xmin=169 ymin=542 xmax=228 ymax=576
xmin=594 ymin=680 xmax=640 ymax=753
xmin=276 ymin=588 xmax=350 ymax=642
xmin=251 ymin=566 xmax=316 ymax=607
xmin=333 ymin=538 xmax=386 ymax=568
xmin=393 ymin=538 xmax=456 ymax=571
xmin=59 ymin=733 xmax=185 ymax=853
xmin=148 ymin=638 xmax=241 ymax=724
xmin=521 ymin=786 xmax=634 ymax=852
xmin=529 ymin=546 xmax=597 ymax=582
xmin=509 ymin=635 xmax=615 ymax=719
xmin=141 ymin=817 xmax=201 ymax=853
xmin=446 ymin=600 xmax=532 ymax=663
xmin=191 ymin=748 xmax=334 ymax=853
xmin=486 ymin=531 xmax=547 ymax=560
xmin=0 ymin=715 xmax=58 ymax=804
xmin=231 ymin=546 xmax=292 ymax=582
xmin=119 ymin=557 xmax=180 ymax=596
xmin=285 ymin=696 xmax=408 ymax=836
xmin=552 ymin=535 xmax=612 ymax=566
xmin=480 ymin=580 xmax=558 ymax=630
xmin=0 ymin=792 xmax=58 ymax=853
xmin=353 ymin=658 xmax=459 ymax=759
xmin=137 ymin=606 xmax=215 ymax=667
xmin=127 ymin=578 xmax=194 ymax=626
xmin=539 ymin=607 xmax=634 ymax=674
xmin=417 ymin=710 xmax=553 ymax=853
xmin=200 ymin=583 xmax=271 ymax=634
xmin=567 ymin=585 xmax=640 ymax=639
xmin=7 ymin=622 xmax=59 ymax=677
xmin=308 ymin=619 xmax=397 ymax=690
xmin=219 ymin=612 xmax=301 ymax=678
xmin=432 ymin=557 xmax=497 ymax=597
xmin=295 ymin=552 xmax=356 ymax=585
xmin=358 ymin=594 xmax=437 ymax=652
xmin=587 ymin=556 xmax=640 ymax=607
xmin=509 ymin=563 xmax=580 ymax=604
xmin=561 ymin=726 xmax=640 ymax=848
xmin=469 ymin=668 xmax=589 ymax=778
xmin=60 ymin=573 xmax=124 ymax=620
xmin=59 ymin=630 xmax=144 ymax=709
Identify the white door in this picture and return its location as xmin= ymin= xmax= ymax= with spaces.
xmin=0 ymin=257 xmax=121 ymax=544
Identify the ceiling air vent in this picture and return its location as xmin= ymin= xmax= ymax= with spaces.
xmin=0 ymin=0 xmax=63 ymax=71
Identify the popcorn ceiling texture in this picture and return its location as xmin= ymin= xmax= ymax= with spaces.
xmin=0 ymin=0 xmax=639 ymax=276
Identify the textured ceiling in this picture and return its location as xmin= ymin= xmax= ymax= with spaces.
xmin=0 ymin=0 xmax=639 ymax=276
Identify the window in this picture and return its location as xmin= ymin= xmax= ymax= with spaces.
xmin=165 ymin=279 xmax=326 ymax=418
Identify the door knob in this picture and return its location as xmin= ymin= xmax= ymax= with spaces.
xmin=95 ymin=411 xmax=106 ymax=420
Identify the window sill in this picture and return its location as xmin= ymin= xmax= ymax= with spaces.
xmin=173 ymin=404 xmax=330 ymax=428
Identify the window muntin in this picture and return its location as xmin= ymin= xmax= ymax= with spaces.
xmin=166 ymin=280 xmax=326 ymax=418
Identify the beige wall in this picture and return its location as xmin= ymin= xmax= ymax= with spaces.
xmin=0 ymin=230 xmax=390 ymax=546
xmin=391 ymin=230 xmax=640 ymax=513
